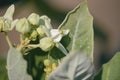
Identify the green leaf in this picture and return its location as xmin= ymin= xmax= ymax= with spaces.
xmin=48 ymin=51 xmax=95 ymax=80
xmin=7 ymin=48 xmax=32 ymax=80
xmin=48 ymin=1 xmax=95 ymax=80
xmin=59 ymin=0 xmax=94 ymax=59
xmin=94 ymin=52 xmax=120 ymax=80
xmin=0 ymin=57 xmax=8 ymax=80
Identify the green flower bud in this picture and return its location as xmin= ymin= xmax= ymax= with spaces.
xmin=16 ymin=18 xmax=31 ymax=34
xmin=28 ymin=13 xmax=40 ymax=26
xmin=37 ymin=26 xmax=46 ymax=37
xmin=44 ymin=59 xmax=51 ymax=66
xmin=39 ymin=37 xmax=54 ymax=52
xmin=29 ymin=30 xmax=38 ymax=41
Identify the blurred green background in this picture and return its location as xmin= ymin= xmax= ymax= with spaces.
xmin=0 ymin=0 xmax=120 ymax=78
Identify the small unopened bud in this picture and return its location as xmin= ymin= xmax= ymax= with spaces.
xmin=44 ymin=59 xmax=51 ymax=66
xmin=28 ymin=13 xmax=40 ymax=26
xmin=44 ymin=67 xmax=52 ymax=73
xmin=52 ymin=63 xmax=57 ymax=71
xmin=39 ymin=37 xmax=54 ymax=52
xmin=16 ymin=18 xmax=31 ymax=34
xmin=29 ymin=30 xmax=38 ymax=41
xmin=37 ymin=26 xmax=46 ymax=37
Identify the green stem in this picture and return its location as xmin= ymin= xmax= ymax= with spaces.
xmin=27 ymin=44 xmax=39 ymax=48
xmin=48 ymin=51 xmax=51 ymax=59
xmin=4 ymin=32 xmax=13 ymax=48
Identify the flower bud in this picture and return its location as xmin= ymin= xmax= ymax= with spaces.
xmin=29 ymin=30 xmax=38 ymax=41
xmin=28 ymin=13 xmax=40 ymax=26
xmin=39 ymin=15 xmax=52 ymax=29
xmin=44 ymin=59 xmax=51 ymax=66
xmin=16 ymin=18 xmax=31 ymax=34
xmin=37 ymin=26 xmax=46 ymax=37
xmin=39 ymin=37 xmax=54 ymax=52
xmin=52 ymin=63 xmax=57 ymax=71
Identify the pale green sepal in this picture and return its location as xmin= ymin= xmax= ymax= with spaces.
xmin=55 ymin=43 xmax=68 ymax=55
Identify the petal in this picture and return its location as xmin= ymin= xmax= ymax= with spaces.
xmin=4 ymin=4 xmax=15 ymax=20
xmin=50 ymin=29 xmax=59 ymax=38
xmin=50 ymin=29 xmax=62 ymax=42
xmin=53 ymin=34 xmax=62 ymax=42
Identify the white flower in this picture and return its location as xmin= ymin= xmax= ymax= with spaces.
xmin=39 ymin=15 xmax=70 ymax=54
xmin=27 ymin=15 xmax=70 ymax=55
xmin=50 ymin=29 xmax=69 ymax=43
xmin=50 ymin=29 xmax=69 ymax=55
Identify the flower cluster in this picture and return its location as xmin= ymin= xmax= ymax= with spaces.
xmin=0 ymin=4 xmax=70 ymax=79
xmin=17 ymin=13 xmax=69 ymax=54
xmin=0 ymin=5 xmax=69 ymax=55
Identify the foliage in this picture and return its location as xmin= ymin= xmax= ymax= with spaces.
xmin=94 ymin=52 xmax=120 ymax=80
xmin=0 ymin=0 xmax=119 ymax=80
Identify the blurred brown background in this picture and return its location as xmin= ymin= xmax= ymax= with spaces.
xmin=0 ymin=0 xmax=120 ymax=70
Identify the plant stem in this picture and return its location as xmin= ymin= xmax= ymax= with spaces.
xmin=4 ymin=32 xmax=13 ymax=48
xmin=27 ymin=44 xmax=39 ymax=48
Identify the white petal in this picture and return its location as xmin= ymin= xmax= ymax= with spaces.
xmin=53 ymin=34 xmax=62 ymax=42
xmin=50 ymin=29 xmax=62 ymax=42
xmin=50 ymin=29 xmax=59 ymax=38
